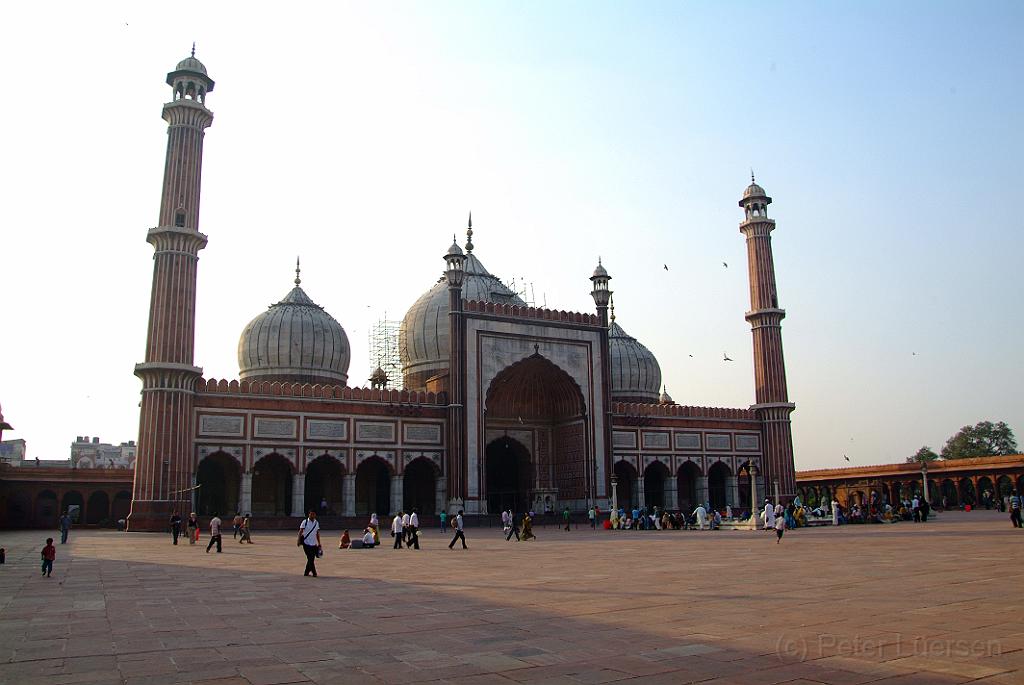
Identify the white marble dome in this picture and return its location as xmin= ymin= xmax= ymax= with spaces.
xmin=175 ymin=56 xmax=208 ymax=75
xmin=400 ymin=251 xmax=524 ymax=390
xmin=608 ymin=319 xmax=662 ymax=403
xmin=238 ymin=277 xmax=350 ymax=386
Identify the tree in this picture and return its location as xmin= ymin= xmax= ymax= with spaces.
xmin=906 ymin=446 xmax=939 ymax=464
xmin=940 ymin=421 xmax=1018 ymax=460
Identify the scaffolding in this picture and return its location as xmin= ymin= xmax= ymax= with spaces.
xmin=367 ymin=315 xmax=403 ymax=389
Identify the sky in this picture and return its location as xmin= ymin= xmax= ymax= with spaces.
xmin=1 ymin=1 xmax=1022 ymax=469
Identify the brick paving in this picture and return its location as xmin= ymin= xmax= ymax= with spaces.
xmin=0 ymin=511 xmax=1021 ymax=685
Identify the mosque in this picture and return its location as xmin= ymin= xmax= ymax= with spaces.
xmin=128 ymin=53 xmax=797 ymax=530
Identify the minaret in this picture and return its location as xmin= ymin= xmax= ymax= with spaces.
xmin=443 ymin=220 xmax=470 ymax=514
xmin=129 ymin=50 xmax=215 ymax=530
xmin=739 ymin=175 xmax=796 ymax=500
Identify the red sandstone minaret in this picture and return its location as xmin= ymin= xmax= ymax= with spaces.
xmin=739 ymin=175 xmax=796 ymax=500
xmin=129 ymin=49 xmax=214 ymax=530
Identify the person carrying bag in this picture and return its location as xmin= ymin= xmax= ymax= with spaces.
xmin=298 ymin=510 xmax=322 ymax=577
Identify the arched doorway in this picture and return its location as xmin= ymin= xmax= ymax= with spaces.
xmin=613 ymin=461 xmax=637 ymax=512
xmin=36 ymin=490 xmax=58 ymax=528
xmin=305 ymin=455 xmax=344 ymax=515
xmin=486 ymin=437 xmax=532 ymax=514
xmin=485 ymin=352 xmax=588 ymax=511
xmin=643 ymin=461 xmax=669 ymax=510
xmin=677 ymin=461 xmax=700 ymax=512
xmin=404 ymin=457 xmax=438 ymax=515
xmin=196 ymin=452 xmax=241 ymax=516
xmin=355 ymin=457 xmax=391 ymax=515
xmin=111 ymin=491 xmax=131 ymax=522
xmin=977 ymin=477 xmax=995 ymax=508
xmin=997 ymin=475 xmax=1014 ymax=500
xmin=6 ymin=491 xmax=31 ymax=527
xmin=61 ymin=491 xmax=84 ymax=523
xmin=737 ymin=462 xmax=753 ymax=512
xmin=707 ymin=461 xmax=730 ymax=511
xmin=959 ymin=479 xmax=977 ymax=507
xmin=251 ymin=454 xmax=293 ymax=516
xmin=86 ymin=491 xmax=109 ymax=525
xmin=940 ymin=479 xmax=958 ymax=507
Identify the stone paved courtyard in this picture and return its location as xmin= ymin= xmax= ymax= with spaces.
xmin=0 ymin=511 xmax=1021 ymax=685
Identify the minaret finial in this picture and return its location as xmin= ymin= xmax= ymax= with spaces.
xmin=191 ymin=42 xmax=196 ymax=58
xmin=751 ymin=168 xmax=755 ymax=183
xmin=465 ymin=211 xmax=474 ymax=253
xmin=609 ymin=292 xmax=616 ymax=324
xmin=294 ymin=256 xmax=301 ymax=286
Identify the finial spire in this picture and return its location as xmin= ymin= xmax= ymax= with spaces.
xmin=294 ymin=256 xmax=301 ymax=286
xmin=609 ymin=292 xmax=616 ymax=324
xmin=465 ymin=211 xmax=474 ymax=253
xmin=191 ymin=42 xmax=196 ymax=58
xmin=751 ymin=168 xmax=755 ymax=183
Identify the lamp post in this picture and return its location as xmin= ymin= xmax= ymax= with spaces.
xmin=920 ymin=460 xmax=930 ymax=509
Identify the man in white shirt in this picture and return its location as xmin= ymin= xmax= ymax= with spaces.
xmin=298 ymin=511 xmax=321 ymax=577
xmin=407 ymin=509 xmax=420 ymax=549
xmin=362 ymin=528 xmax=376 ymax=546
xmin=205 ymin=514 xmax=223 ymax=553
xmin=763 ymin=501 xmax=776 ymax=530
xmin=392 ymin=512 xmax=404 ymax=549
xmin=693 ymin=504 xmax=708 ymax=530
xmin=448 ymin=510 xmax=467 ymax=549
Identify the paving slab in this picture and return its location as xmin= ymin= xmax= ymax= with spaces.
xmin=0 ymin=510 xmax=1021 ymax=684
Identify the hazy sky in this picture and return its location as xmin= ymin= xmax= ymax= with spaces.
xmin=2 ymin=2 xmax=1021 ymax=469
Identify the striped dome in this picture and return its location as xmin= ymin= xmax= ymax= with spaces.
xmin=238 ymin=283 xmax=350 ymax=386
xmin=609 ymin=320 xmax=662 ymax=403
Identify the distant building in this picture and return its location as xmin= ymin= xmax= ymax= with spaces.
xmin=0 ymin=439 xmax=27 ymax=467
xmin=70 ymin=437 xmax=136 ymax=470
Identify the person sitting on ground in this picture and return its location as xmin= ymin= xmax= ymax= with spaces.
xmin=362 ymin=528 xmax=376 ymax=547
xmin=338 ymin=529 xmax=351 ymax=549
xmin=713 ymin=509 xmax=722 ymax=529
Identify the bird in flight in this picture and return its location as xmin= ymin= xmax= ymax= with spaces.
xmin=723 ymin=353 xmax=733 ymax=362
xmin=688 ymin=354 xmax=693 ymax=358
xmin=663 ymin=264 xmax=669 ymax=271
xmin=722 ymin=261 xmax=728 ymax=268
xmin=911 ymin=352 xmax=917 ymax=356
xmin=844 ymin=454 xmax=850 ymax=461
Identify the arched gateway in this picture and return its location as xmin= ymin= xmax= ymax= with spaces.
xmin=482 ymin=352 xmax=589 ymax=514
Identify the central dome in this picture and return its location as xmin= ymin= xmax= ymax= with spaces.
xmin=238 ymin=271 xmax=350 ymax=386
xmin=400 ymin=250 xmax=524 ymax=390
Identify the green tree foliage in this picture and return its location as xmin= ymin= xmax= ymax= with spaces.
xmin=940 ymin=421 xmax=1018 ymax=460
xmin=906 ymin=446 xmax=939 ymax=464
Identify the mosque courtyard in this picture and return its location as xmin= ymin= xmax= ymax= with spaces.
xmin=0 ymin=511 xmax=1021 ymax=685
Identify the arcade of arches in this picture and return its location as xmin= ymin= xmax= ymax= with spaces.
xmin=0 ymin=465 xmax=132 ymax=528
xmin=611 ymin=459 xmax=753 ymax=513
xmin=483 ymin=353 xmax=589 ymax=515
xmin=189 ymin=451 xmax=444 ymax=520
xmin=796 ymin=455 xmax=1024 ymax=510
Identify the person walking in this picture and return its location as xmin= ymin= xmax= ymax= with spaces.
xmin=588 ymin=506 xmax=596 ymax=529
xmin=392 ymin=512 xmax=404 ymax=549
xmin=505 ymin=511 xmax=520 ymax=541
xmin=232 ymin=512 xmax=243 ymax=540
xmin=439 ymin=510 xmax=448 ymax=533
xmin=401 ymin=510 xmax=412 ymax=545
xmin=774 ymin=513 xmax=785 ymax=543
xmin=187 ymin=512 xmax=199 ymax=544
xmin=239 ymin=514 xmax=253 ymax=544
xmin=41 ymin=537 xmax=56 ymax=577
xmin=59 ymin=511 xmax=71 ymax=544
xmin=448 ymin=510 xmax=467 ymax=549
xmin=920 ymin=497 xmax=931 ymax=523
xmin=521 ymin=512 xmax=536 ymax=540
xmin=407 ymin=509 xmax=420 ymax=549
xmin=205 ymin=513 xmax=223 ymax=553
xmin=169 ymin=510 xmax=182 ymax=545
xmin=298 ymin=510 xmax=322 ymax=577
xmin=563 ymin=507 xmax=571 ymax=532
xmin=1010 ymin=493 xmax=1022 ymax=528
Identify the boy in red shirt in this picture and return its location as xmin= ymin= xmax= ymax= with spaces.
xmin=41 ymin=538 xmax=55 ymax=577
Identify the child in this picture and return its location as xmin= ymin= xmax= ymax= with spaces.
xmin=41 ymin=538 xmax=56 ymax=577
xmin=774 ymin=513 xmax=785 ymax=543
xmin=338 ymin=530 xmax=351 ymax=549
